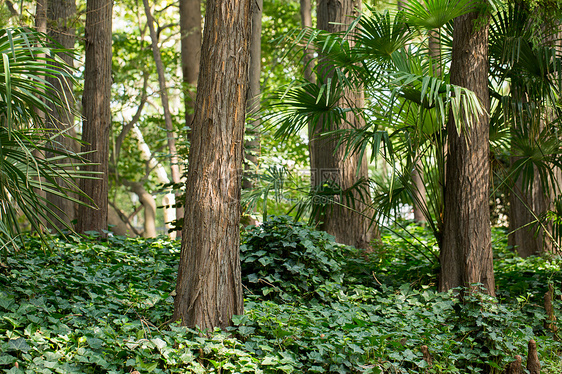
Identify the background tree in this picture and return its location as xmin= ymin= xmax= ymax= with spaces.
xmin=311 ymin=0 xmax=377 ymax=250
xmin=45 ymin=0 xmax=78 ymax=229
xmin=77 ymin=0 xmax=113 ymax=235
xmin=142 ymin=0 xmax=180 ymax=230
xmin=179 ymin=0 xmax=200 ymax=127
xmin=242 ymin=0 xmax=263 ymax=196
xmin=173 ymin=0 xmax=252 ymax=330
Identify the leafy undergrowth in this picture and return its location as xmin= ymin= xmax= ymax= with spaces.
xmin=0 ymin=218 xmax=560 ymax=373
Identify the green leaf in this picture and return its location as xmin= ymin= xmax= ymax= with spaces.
xmin=8 ymin=337 xmax=30 ymax=352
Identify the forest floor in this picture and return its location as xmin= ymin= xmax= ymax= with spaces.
xmin=1 ymin=219 xmax=561 ymax=373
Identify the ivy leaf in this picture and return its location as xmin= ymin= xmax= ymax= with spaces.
xmin=8 ymin=338 xmax=30 ymax=353
xmin=151 ymin=337 xmax=166 ymax=351
xmin=87 ymin=337 xmax=103 ymax=349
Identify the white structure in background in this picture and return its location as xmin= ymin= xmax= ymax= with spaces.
xmin=131 ymin=125 xmax=177 ymax=239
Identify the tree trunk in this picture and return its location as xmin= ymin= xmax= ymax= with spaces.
xmin=312 ymin=0 xmax=377 ymax=250
xmin=300 ymin=0 xmax=314 ymax=83
xmin=76 ymin=0 xmax=112 ymax=236
xmin=508 ymin=167 xmax=546 ymax=257
xmin=179 ymin=0 xmax=201 ymax=128
xmin=45 ymin=0 xmax=78 ymax=230
xmin=125 ymin=181 xmax=157 ymax=238
xmin=142 ymin=0 xmax=181 ymax=225
xmin=508 ymin=22 xmax=562 ymax=257
xmin=439 ymin=9 xmax=495 ymax=295
xmin=242 ymin=0 xmax=262 ymax=192
xmin=108 ymin=205 xmax=138 ymax=237
xmin=130 ymin=125 xmax=176 ymax=236
xmin=173 ymin=0 xmax=251 ymax=331
xmin=412 ymin=160 xmax=427 ymax=224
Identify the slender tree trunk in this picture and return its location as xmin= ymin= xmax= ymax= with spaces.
xmin=242 ymin=0 xmax=262 ymax=195
xmin=312 ymin=0 xmax=377 ymax=250
xmin=142 ymin=0 xmax=181 ymax=226
xmin=125 ymin=181 xmax=157 ymax=238
xmin=300 ymin=0 xmax=314 ymax=83
xmin=45 ymin=0 xmax=78 ymax=230
xmin=173 ymin=0 xmax=251 ymax=331
xmin=76 ymin=0 xmax=112 ymax=236
xmin=509 ymin=142 xmax=547 ymax=257
xmin=508 ymin=15 xmax=562 ymax=257
xmin=32 ymin=0 xmax=48 ymax=228
xmin=399 ymin=0 xmax=427 ymax=225
xmin=439 ymin=9 xmax=495 ymax=295
xmin=108 ymin=205 xmax=138 ymax=237
xmin=179 ymin=0 xmax=201 ymax=128
xmin=130 ymin=125 xmax=176 ymax=236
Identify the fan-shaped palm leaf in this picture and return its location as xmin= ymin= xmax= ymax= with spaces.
xmin=0 ymin=28 xmax=95 ymax=256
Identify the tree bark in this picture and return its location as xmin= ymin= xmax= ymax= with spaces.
xmin=527 ymin=339 xmax=541 ymax=374
xmin=76 ymin=0 xmax=112 ymax=236
xmin=173 ymin=0 xmax=251 ymax=331
xmin=142 ymin=0 xmax=181 ymax=226
xmin=45 ymin=0 xmax=78 ymax=230
xmin=439 ymin=9 xmax=495 ymax=295
xmin=508 ymin=168 xmax=546 ymax=257
xmin=412 ymin=160 xmax=427 ymax=224
xmin=242 ymin=0 xmax=262 ymax=192
xmin=300 ymin=0 xmax=314 ymax=83
xmin=179 ymin=0 xmax=201 ymax=128
xmin=312 ymin=0 xmax=377 ymax=250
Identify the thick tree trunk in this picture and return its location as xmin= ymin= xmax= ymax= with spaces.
xmin=179 ymin=0 xmax=201 ymax=128
xmin=173 ymin=0 xmax=251 ymax=331
xmin=312 ymin=0 xmax=377 ymax=250
xmin=439 ymin=10 xmax=495 ymax=295
xmin=142 ymin=0 xmax=181 ymax=226
xmin=242 ymin=0 xmax=262 ymax=192
xmin=76 ymin=0 xmax=112 ymax=236
xmin=45 ymin=0 xmax=78 ymax=230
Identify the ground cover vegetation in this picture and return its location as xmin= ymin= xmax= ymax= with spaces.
xmin=1 ymin=0 xmax=562 ymax=372
xmin=1 ymin=218 xmax=561 ymax=373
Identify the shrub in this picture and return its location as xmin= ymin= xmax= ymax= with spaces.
xmin=240 ymin=216 xmax=350 ymax=302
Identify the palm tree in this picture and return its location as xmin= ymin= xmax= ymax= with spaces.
xmin=269 ymin=1 xmax=481 ymax=245
xmin=0 ymin=27 xmax=95 ymax=258
xmin=488 ymin=2 xmax=562 ymax=256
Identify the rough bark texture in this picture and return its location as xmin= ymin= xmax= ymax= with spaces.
xmin=313 ymin=0 xmax=377 ymax=250
xmin=45 ymin=0 xmax=78 ymax=230
xmin=179 ymin=0 xmax=201 ymax=127
xmin=439 ymin=10 xmax=495 ymax=295
xmin=420 ymin=345 xmax=432 ymax=371
xmin=173 ymin=0 xmax=251 ymax=331
xmin=76 ymin=0 xmax=112 ymax=235
xmin=544 ymin=284 xmax=558 ymax=335
xmin=504 ymin=355 xmax=522 ymax=374
xmin=527 ymin=339 xmax=541 ymax=374
xmin=242 ymin=0 xmax=262 ymax=191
